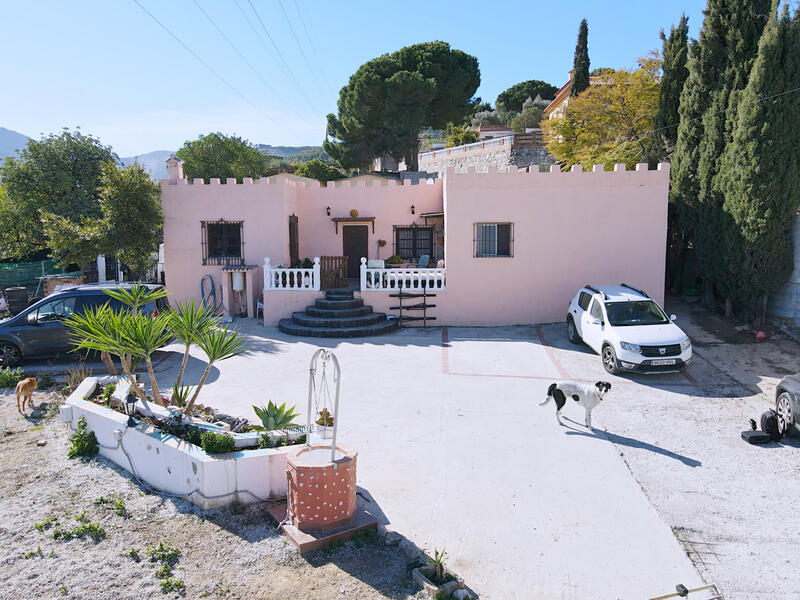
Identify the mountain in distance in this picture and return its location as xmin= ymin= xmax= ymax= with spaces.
xmin=120 ymin=150 xmax=173 ymax=181
xmin=0 ymin=127 xmax=30 ymax=160
xmin=256 ymin=144 xmax=317 ymax=157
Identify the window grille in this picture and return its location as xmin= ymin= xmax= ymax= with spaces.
xmin=393 ymin=225 xmax=433 ymax=260
xmin=201 ymin=220 xmax=244 ymax=266
xmin=474 ymin=223 xmax=513 ymax=257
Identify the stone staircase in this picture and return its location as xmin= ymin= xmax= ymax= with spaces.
xmin=278 ymin=290 xmax=398 ymax=338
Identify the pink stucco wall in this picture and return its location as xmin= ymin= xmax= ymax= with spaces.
xmin=163 ymin=163 xmax=669 ymax=326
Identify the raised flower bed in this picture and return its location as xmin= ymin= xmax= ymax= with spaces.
xmin=60 ymin=376 xmax=315 ymax=509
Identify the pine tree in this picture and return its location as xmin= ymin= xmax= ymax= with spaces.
xmin=715 ymin=2 xmax=800 ymax=324
xmin=570 ymin=19 xmax=590 ymax=97
xmin=651 ymin=14 xmax=689 ymax=162
xmin=669 ymin=0 xmax=770 ymax=303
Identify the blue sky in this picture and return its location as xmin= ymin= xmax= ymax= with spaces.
xmin=1 ymin=0 xmax=706 ymax=156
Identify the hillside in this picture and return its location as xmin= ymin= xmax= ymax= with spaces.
xmin=0 ymin=127 xmax=30 ymax=160
xmin=120 ymin=150 xmax=173 ymax=181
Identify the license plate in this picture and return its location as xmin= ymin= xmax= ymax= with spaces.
xmin=651 ymin=359 xmax=677 ymax=366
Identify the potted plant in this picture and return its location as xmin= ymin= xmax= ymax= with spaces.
xmin=315 ymin=408 xmax=334 ymax=439
xmin=412 ymin=548 xmax=463 ymax=597
xmin=385 ymin=254 xmax=403 ymax=268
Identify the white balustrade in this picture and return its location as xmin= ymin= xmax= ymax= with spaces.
xmin=359 ymin=257 xmax=445 ymax=291
xmin=418 ymin=135 xmax=513 ymax=161
xmin=264 ymin=256 xmax=320 ymax=291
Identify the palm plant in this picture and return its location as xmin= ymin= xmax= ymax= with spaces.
xmin=428 ymin=548 xmax=448 ymax=583
xmin=104 ymin=284 xmax=169 ymax=315
xmin=118 ymin=311 xmax=173 ymax=404
xmin=169 ymin=300 xmax=218 ymax=389
xmin=65 ymin=306 xmax=147 ymax=401
xmin=184 ymin=325 xmax=247 ymax=414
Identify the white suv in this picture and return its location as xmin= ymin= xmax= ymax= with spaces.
xmin=566 ymin=284 xmax=692 ymax=374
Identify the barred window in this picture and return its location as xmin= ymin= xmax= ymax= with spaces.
xmin=394 ymin=226 xmax=433 ymax=260
xmin=201 ymin=220 xmax=244 ymax=266
xmin=474 ymin=223 xmax=513 ymax=257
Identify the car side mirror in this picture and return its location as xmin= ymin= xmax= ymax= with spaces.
xmin=670 ymin=314 xmax=677 ymax=321
xmin=590 ymin=317 xmax=602 ymax=326
xmin=26 ymin=312 xmax=38 ymax=325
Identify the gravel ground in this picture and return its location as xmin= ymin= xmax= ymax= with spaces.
xmin=592 ymin=304 xmax=800 ymax=600
xmin=0 ymin=391 xmax=424 ymax=600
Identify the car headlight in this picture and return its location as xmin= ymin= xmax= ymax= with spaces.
xmin=680 ymin=337 xmax=691 ymax=351
xmin=620 ymin=341 xmax=641 ymax=353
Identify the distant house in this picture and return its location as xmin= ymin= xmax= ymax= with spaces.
xmin=544 ymin=70 xmax=607 ymax=120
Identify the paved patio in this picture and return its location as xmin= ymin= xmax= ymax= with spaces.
xmin=153 ymin=319 xmax=717 ymax=600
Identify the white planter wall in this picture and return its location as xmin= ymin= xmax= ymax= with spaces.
xmin=62 ymin=377 xmax=297 ymax=509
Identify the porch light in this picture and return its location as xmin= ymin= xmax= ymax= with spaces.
xmin=410 ymin=204 xmax=415 ymax=215
xmin=123 ymin=392 xmax=137 ymax=427
xmin=326 ymin=206 xmax=331 ymax=216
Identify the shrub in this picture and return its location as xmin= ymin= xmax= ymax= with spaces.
xmin=67 ymin=417 xmax=99 ymax=458
xmin=385 ymin=254 xmax=403 ymax=265
xmin=201 ymin=430 xmax=236 ymax=454
xmin=101 ymin=383 xmax=116 ymax=405
xmin=0 ymin=366 xmax=25 ymax=388
xmin=302 ymin=257 xmax=314 ymax=268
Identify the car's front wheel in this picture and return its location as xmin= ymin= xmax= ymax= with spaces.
xmin=602 ymin=345 xmax=620 ymax=375
xmin=567 ymin=317 xmax=581 ymax=344
xmin=776 ymin=392 xmax=795 ymax=434
xmin=0 ymin=342 xmax=22 ymax=367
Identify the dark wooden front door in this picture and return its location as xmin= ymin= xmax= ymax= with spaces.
xmin=288 ymin=215 xmax=299 ymax=267
xmin=342 ymin=225 xmax=368 ymax=277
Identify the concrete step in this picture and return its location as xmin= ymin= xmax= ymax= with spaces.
xmin=305 ymin=305 xmax=373 ymax=318
xmin=279 ymin=318 xmax=398 ymax=338
xmin=291 ymin=311 xmax=387 ymax=329
xmin=315 ymin=297 xmax=364 ymax=310
xmin=324 ymin=290 xmax=355 ymax=300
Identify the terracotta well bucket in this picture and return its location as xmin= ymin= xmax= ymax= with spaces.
xmin=287 ymin=443 xmax=357 ymax=532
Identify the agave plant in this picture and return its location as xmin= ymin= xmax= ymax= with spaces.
xmin=250 ymin=401 xmax=300 ymax=431
xmin=428 ymin=548 xmax=448 ymax=583
xmin=184 ymin=325 xmax=248 ymax=414
xmin=169 ymin=300 xmax=218 ymax=389
xmin=170 ymin=382 xmax=193 ymax=408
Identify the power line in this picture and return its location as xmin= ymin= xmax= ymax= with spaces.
xmin=292 ymin=0 xmax=337 ymax=97
xmin=274 ymin=0 xmax=327 ymax=100
xmin=131 ymin=0 xmax=276 ymax=124
xmin=245 ymin=0 xmax=319 ymax=113
xmin=190 ymin=0 xmax=286 ymax=105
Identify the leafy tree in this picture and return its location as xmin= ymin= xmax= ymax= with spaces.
xmin=496 ymin=80 xmax=557 ymax=113
xmin=471 ymin=110 xmax=505 ymax=128
xmin=543 ymin=57 xmax=661 ymax=170
xmin=324 ymin=41 xmax=480 ymax=170
xmin=44 ymin=162 xmax=162 ymax=279
xmin=294 ymin=158 xmax=346 ymax=183
xmin=0 ymin=129 xmax=116 ymax=259
xmin=444 ymin=124 xmax=479 ymax=147
xmin=176 ymin=132 xmax=271 ymax=182
xmin=570 ymin=19 xmax=590 ymax=97
xmin=510 ymin=102 xmax=545 ymax=132
xmin=669 ymin=0 xmax=770 ymax=303
xmin=715 ymin=3 xmax=800 ymax=324
xmin=651 ymin=14 xmax=689 ymax=162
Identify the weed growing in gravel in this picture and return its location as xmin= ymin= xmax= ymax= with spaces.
xmin=323 ymin=539 xmax=345 ymax=553
xmin=31 ymin=425 xmax=42 ymax=431
xmin=67 ymin=417 xmax=98 ymax=458
xmin=147 ymin=541 xmax=184 ymax=593
xmin=94 ymin=495 xmax=127 ymax=517
xmin=128 ymin=548 xmax=140 ymax=561
xmin=34 ymin=516 xmax=57 ymax=531
xmin=23 ymin=547 xmax=42 ymax=558
xmin=52 ymin=512 xmax=106 ymax=542
xmin=351 ymin=529 xmax=379 ymax=547
xmin=0 ymin=366 xmax=25 ymax=388
xmin=58 ymin=584 xmax=67 ymax=595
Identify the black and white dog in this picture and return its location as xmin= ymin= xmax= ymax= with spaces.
xmin=539 ymin=381 xmax=612 ymax=430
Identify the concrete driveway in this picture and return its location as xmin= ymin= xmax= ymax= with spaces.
xmin=154 ymin=321 xmax=708 ymax=600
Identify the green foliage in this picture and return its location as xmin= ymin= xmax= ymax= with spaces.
xmin=316 ymin=408 xmax=333 ymax=426
xmin=325 ymin=41 xmax=480 ymax=170
xmin=258 ymin=432 xmax=305 ymax=449
xmin=427 ymin=547 xmax=449 ymax=584
xmin=715 ymin=3 xmax=800 ymax=322
xmin=23 ymin=547 xmax=42 ymax=559
xmin=159 ymin=412 xmax=203 ymax=445
xmin=443 ymin=124 xmax=478 ymax=148
xmin=128 ymin=548 xmax=141 ymax=561
xmin=570 ymin=19 xmax=590 ymax=97
xmin=104 ymin=283 xmax=169 ymax=314
xmin=185 ymin=325 xmax=248 ymax=413
xmin=351 ymin=528 xmax=379 ymax=547
xmin=496 ymin=80 xmax=557 ymax=113
xmin=52 ymin=512 xmax=106 ymax=541
xmin=34 ymin=516 xmax=57 ymax=531
xmin=651 ymin=14 xmax=690 ymax=162
xmin=294 ymin=159 xmax=346 ymax=183
xmin=67 ymin=417 xmax=98 ymax=459
xmin=385 ymin=254 xmax=403 ymax=265
xmin=544 ymin=57 xmax=661 ymax=170
xmin=510 ymin=105 xmax=544 ymax=133
xmin=101 ymin=383 xmax=116 ymax=405
xmin=288 ymin=147 xmax=332 ymax=164
xmin=670 ymin=0 xmax=771 ymax=301
xmin=147 ymin=540 xmax=181 ymax=565
xmin=177 ymin=132 xmax=271 ymax=182
xmin=251 ymin=401 xmax=299 ymax=431
xmin=169 ymin=298 xmax=218 ymax=389
xmin=64 ymin=363 xmax=92 ymax=395
xmin=470 ymin=110 xmax=504 ymax=128
xmin=0 ymin=129 xmax=117 ymax=260
xmin=0 ymin=366 xmax=24 ymax=388
xmin=201 ymin=430 xmax=236 ymax=454
xmin=95 ymin=494 xmax=126 ymax=517
xmin=170 ymin=382 xmax=192 ymax=408
xmin=302 ymin=257 xmax=314 ymax=268
xmin=59 ymin=585 xmax=67 ymax=595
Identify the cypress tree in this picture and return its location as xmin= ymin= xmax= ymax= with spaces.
xmin=651 ymin=14 xmax=689 ymax=162
xmin=569 ymin=19 xmax=590 ymax=97
xmin=669 ymin=0 xmax=770 ymax=303
xmin=715 ymin=2 xmax=800 ymax=324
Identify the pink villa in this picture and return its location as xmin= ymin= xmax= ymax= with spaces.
xmin=161 ymin=157 xmax=670 ymax=336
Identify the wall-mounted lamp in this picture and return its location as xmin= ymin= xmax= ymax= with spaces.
xmin=410 ymin=205 xmax=415 ymax=215
xmin=326 ymin=206 xmax=331 ymax=216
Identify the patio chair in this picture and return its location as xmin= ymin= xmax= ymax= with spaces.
xmin=417 ymin=254 xmax=430 ymax=269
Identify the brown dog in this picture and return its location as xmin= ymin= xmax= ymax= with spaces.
xmin=16 ymin=376 xmax=38 ymax=413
